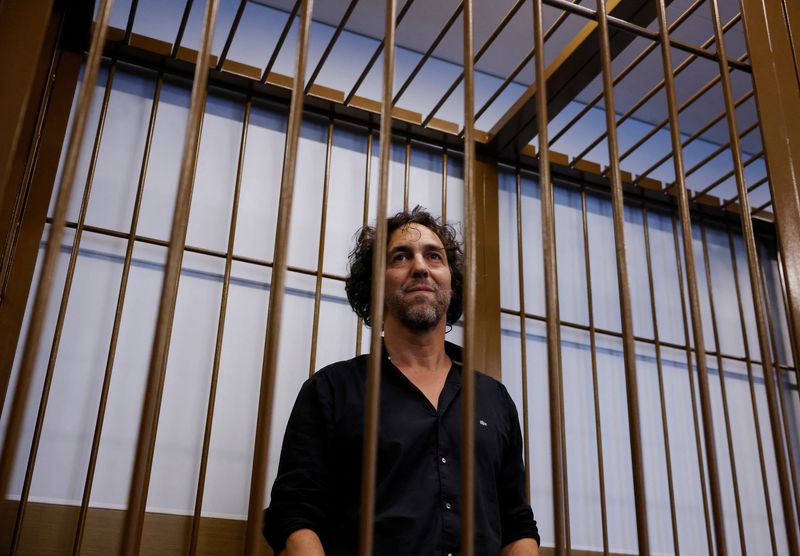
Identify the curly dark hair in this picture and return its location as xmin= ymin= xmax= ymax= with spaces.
xmin=345 ymin=206 xmax=464 ymax=327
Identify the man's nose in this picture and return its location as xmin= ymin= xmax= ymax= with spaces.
xmin=410 ymin=253 xmax=428 ymax=275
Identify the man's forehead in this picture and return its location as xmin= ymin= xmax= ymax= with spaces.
xmin=388 ymin=223 xmax=444 ymax=249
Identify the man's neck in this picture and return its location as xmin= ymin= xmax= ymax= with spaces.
xmin=382 ymin=315 xmax=449 ymax=373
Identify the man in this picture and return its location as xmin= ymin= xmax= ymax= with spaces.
xmin=263 ymin=207 xmax=540 ymax=555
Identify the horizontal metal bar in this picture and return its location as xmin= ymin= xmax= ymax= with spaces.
xmin=260 ymin=0 xmax=302 ymax=83
xmin=393 ymin=1 xmax=463 ymax=106
xmin=541 ymin=0 xmax=750 ymax=71
xmin=421 ymin=0 xmax=528 ymax=127
xmin=171 ymin=0 xmax=194 ymax=59
xmin=124 ymin=0 xmax=139 ymax=44
xmin=616 ymin=54 xmax=749 ymax=165
xmin=681 ymin=113 xmax=758 ymax=181
xmin=634 ymin=90 xmax=755 ymax=185
xmin=550 ymin=0 xmax=706 ymax=148
xmin=47 ymin=218 xmax=348 ymax=281
xmin=691 ymin=148 xmax=764 ymax=200
xmin=48 ymin=220 xmax=786 ymax=367
xmin=344 ymin=0 xmax=416 ymax=105
xmin=215 ymin=0 xmax=247 ymax=71
xmin=305 ymin=0 xmax=360 ymax=95
xmin=720 ymin=175 xmax=769 ymax=209
xmin=498 ymin=306 xmax=795 ymax=369
xmin=573 ymin=13 xmax=744 ymax=170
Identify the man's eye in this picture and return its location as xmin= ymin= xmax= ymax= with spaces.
xmin=392 ymin=253 xmax=408 ymax=262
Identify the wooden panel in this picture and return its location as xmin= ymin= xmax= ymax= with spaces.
xmin=741 ymin=0 xmax=800 ymax=373
xmin=0 ymin=501 xmax=271 ymax=556
xmin=4 ymin=501 xmax=646 ymax=555
xmin=472 ymin=159 xmax=501 ymax=380
xmin=0 ymin=0 xmax=55 ymax=209
xmin=0 ymin=51 xmax=81 ymax=412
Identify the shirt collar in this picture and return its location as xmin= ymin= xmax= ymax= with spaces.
xmin=380 ymin=340 xmax=464 ymax=414
xmin=444 ymin=341 xmax=463 ymax=367
xmin=380 ymin=339 xmax=463 ymax=368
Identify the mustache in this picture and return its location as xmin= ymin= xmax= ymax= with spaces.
xmin=401 ymin=280 xmax=439 ymax=293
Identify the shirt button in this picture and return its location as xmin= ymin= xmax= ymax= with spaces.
xmin=441 ymin=457 xmax=447 ymax=464
xmin=445 ymin=502 xmax=452 ymax=510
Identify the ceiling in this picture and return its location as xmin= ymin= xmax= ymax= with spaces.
xmin=252 ymin=0 xmax=760 ymax=155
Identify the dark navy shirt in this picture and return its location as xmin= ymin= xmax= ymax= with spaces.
xmin=263 ymin=342 xmax=539 ymax=555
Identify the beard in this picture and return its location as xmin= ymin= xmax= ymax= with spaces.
xmin=385 ymin=280 xmax=451 ymax=331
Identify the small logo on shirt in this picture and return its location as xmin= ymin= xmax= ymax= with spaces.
xmin=479 ymin=419 xmax=488 ymax=427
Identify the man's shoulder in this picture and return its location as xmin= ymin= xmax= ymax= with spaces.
xmin=474 ymin=369 xmax=512 ymax=405
xmin=447 ymin=341 xmax=506 ymax=390
xmin=313 ymin=353 xmax=369 ymax=381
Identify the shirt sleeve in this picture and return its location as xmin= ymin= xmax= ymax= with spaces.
xmin=263 ymin=372 xmax=335 ymax=553
xmin=497 ymin=383 xmax=541 ymax=548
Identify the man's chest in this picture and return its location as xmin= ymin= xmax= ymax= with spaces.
xmin=331 ymin=377 xmax=508 ymax=476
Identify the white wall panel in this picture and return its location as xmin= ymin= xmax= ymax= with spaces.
xmin=233 ymin=101 xmax=286 ymax=262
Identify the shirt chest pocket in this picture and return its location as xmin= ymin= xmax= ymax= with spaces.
xmin=474 ymin=416 xmax=504 ymax=469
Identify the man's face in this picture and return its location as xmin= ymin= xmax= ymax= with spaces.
xmin=384 ymin=223 xmax=452 ymax=331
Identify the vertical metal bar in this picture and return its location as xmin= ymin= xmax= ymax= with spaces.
xmin=244 ymin=0 xmax=314 ymax=552
xmin=71 ymin=73 xmax=164 ymax=556
xmin=728 ymin=226 xmax=781 ymax=556
xmin=9 ymin=60 xmax=116 ymax=553
xmin=355 ymin=130 xmax=373 ymax=357
xmin=532 ymin=0 xmax=566 ymax=552
xmin=0 ymin=0 xmax=114 ymax=502
xmin=641 ymin=205 xmax=680 ymax=554
xmin=308 ymin=119 xmax=334 ymax=377
xmin=708 ymin=0 xmax=800 ymax=551
xmin=594 ymin=0 xmax=649 ymax=550
xmin=758 ymin=242 xmax=800 ymax=531
xmin=581 ymin=188 xmax=609 ymax=555
xmin=359 ymin=0 xmax=395 ymax=552
xmin=655 ymin=1 xmax=727 ymax=551
xmin=441 ymin=148 xmax=448 ymax=225
xmin=215 ymin=0 xmax=247 ymax=71
xmin=514 ymin=170 xmax=531 ymax=503
xmin=740 ymin=0 xmax=800 ymax=371
xmin=698 ymin=220 xmax=748 ymax=552
xmin=187 ymin=97 xmax=251 ymax=556
xmin=170 ymin=0 xmax=195 ymax=58
xmin=775 ymin=251 xmax=800 ymax=399
xmin=305 ymin=0 xmax=360 ymax=94
xmin=120 ymin=1 xmax=219 ymax=553
xmin=670 ymin=213 xmax=714 ymax=553
xmin=403 ymin=137 xmax=410 ymax=212
xmin=460 ymin=0 xmax=477 ymax=554
xmin=260 ymin=0 xmax=302 ymax=83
